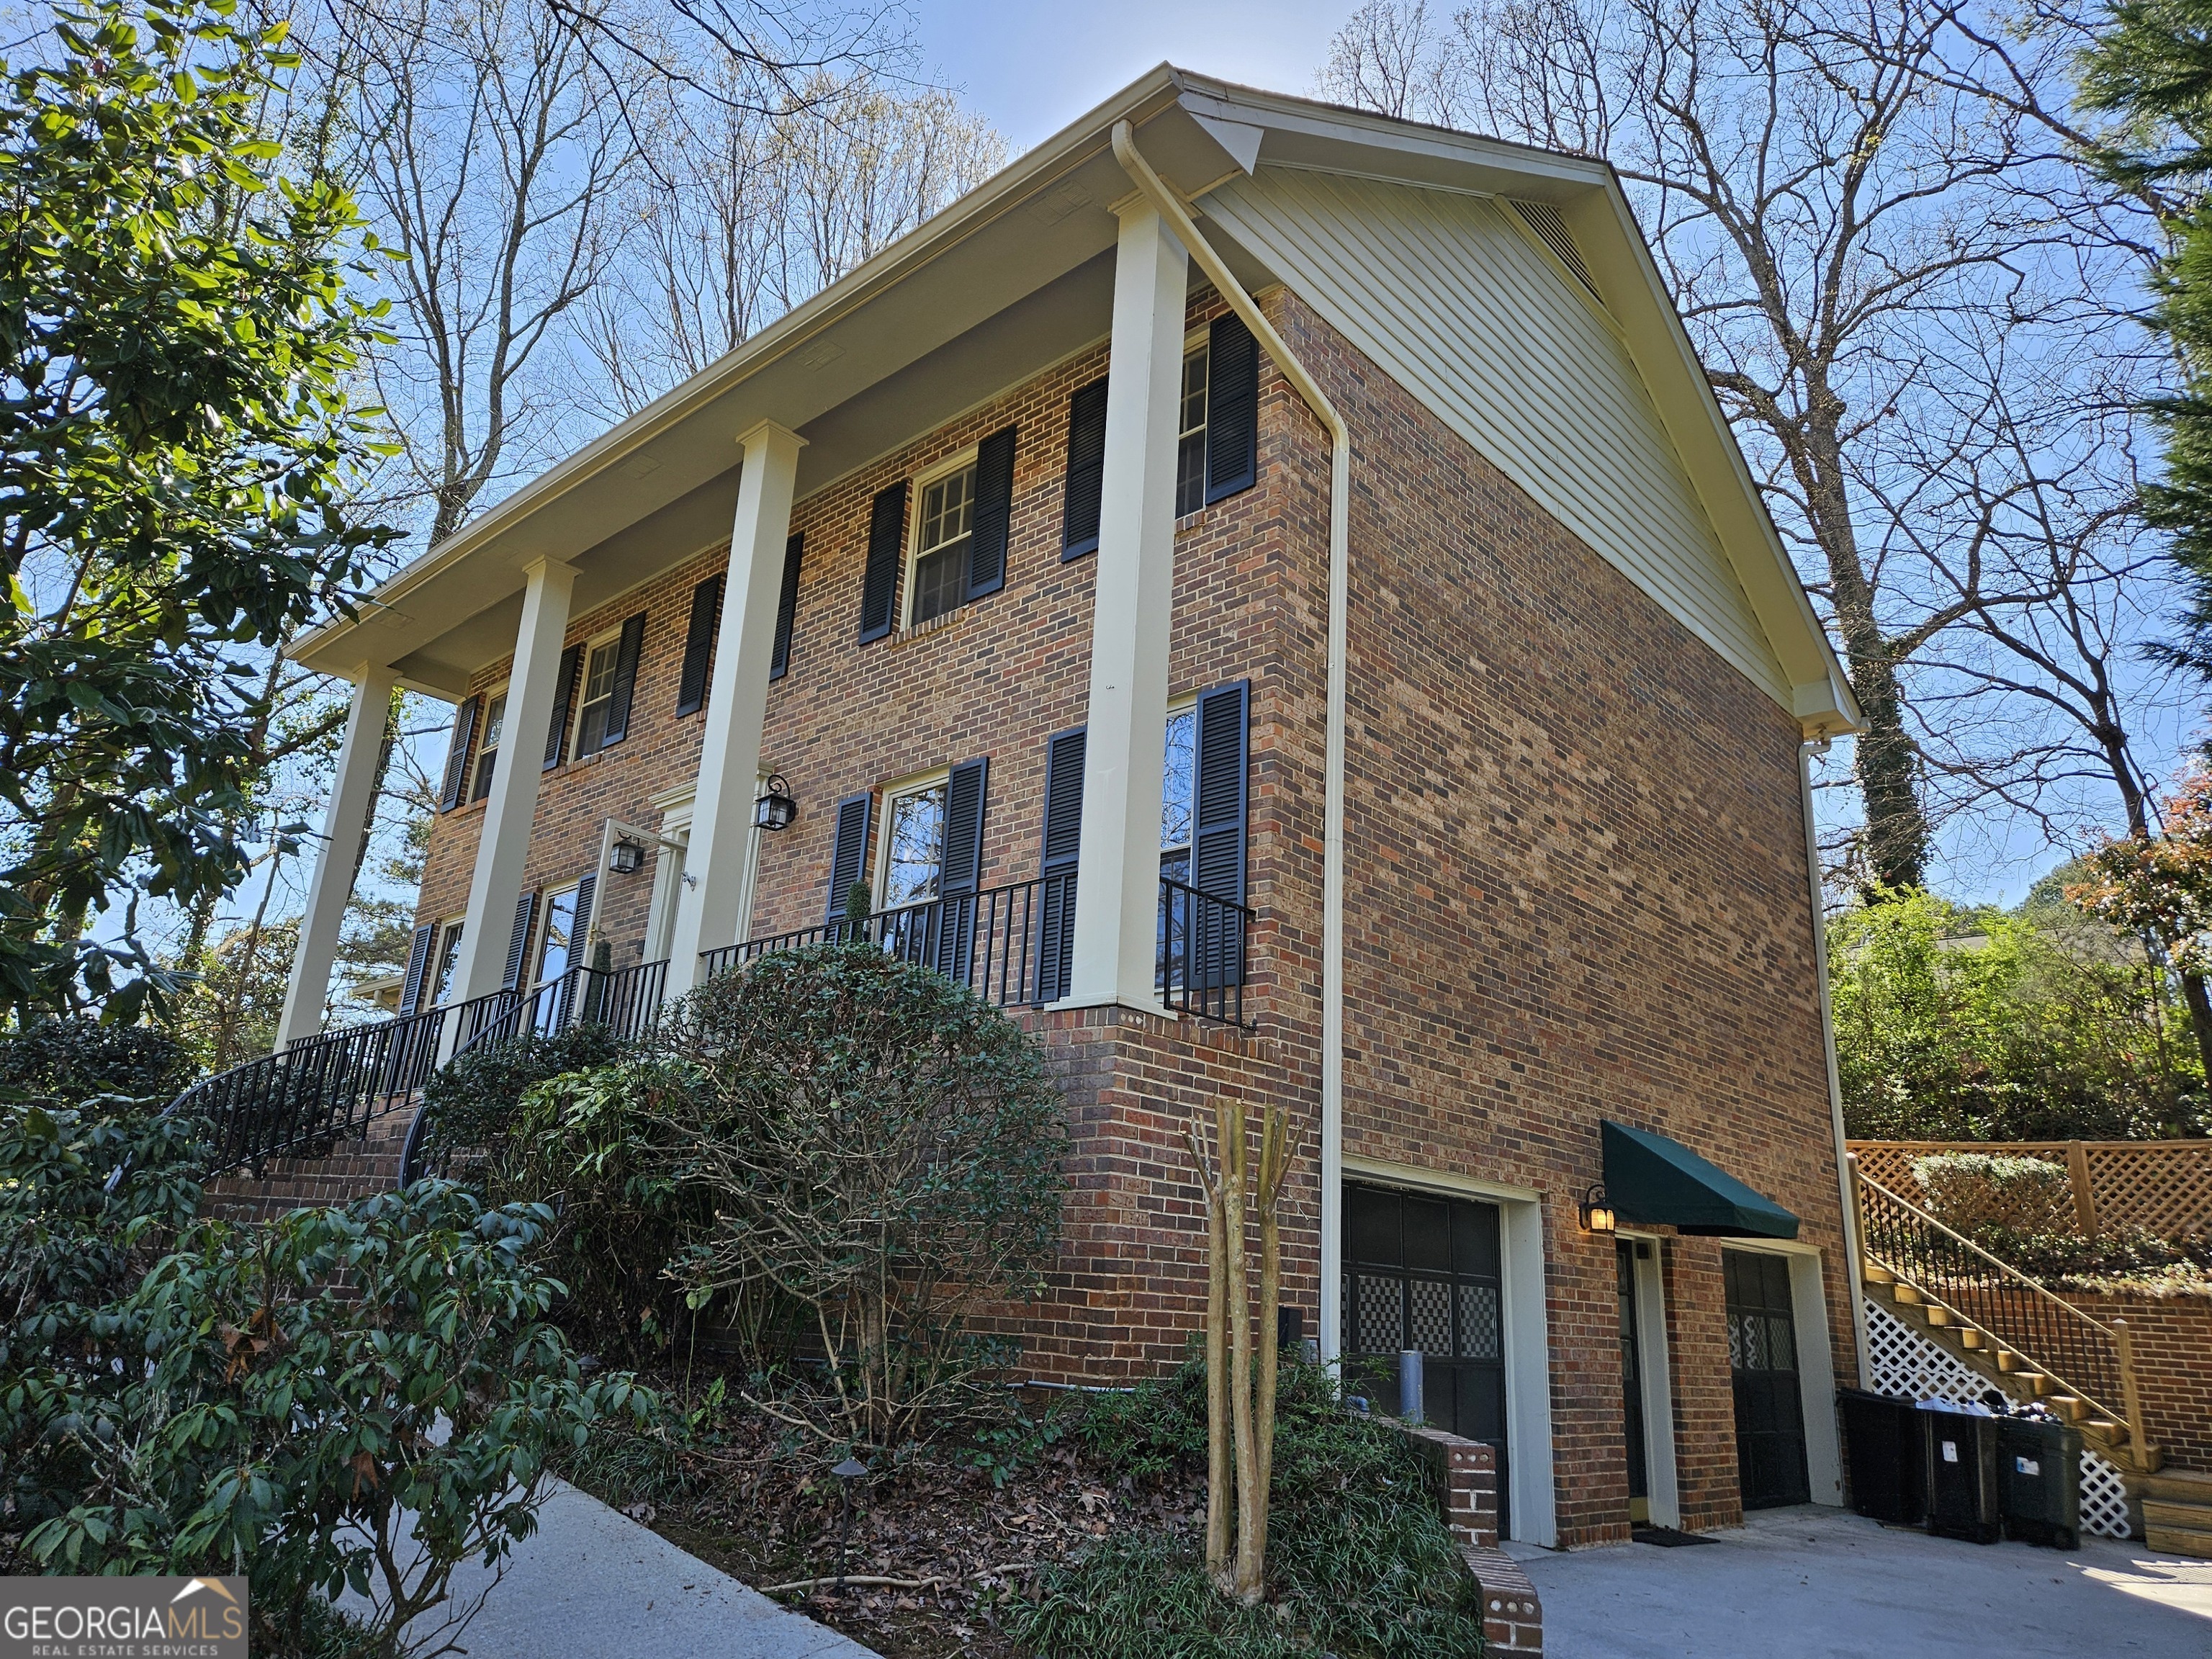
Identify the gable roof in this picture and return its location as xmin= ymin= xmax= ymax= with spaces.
xmin=292 ymin=66 xmax=1856 ymax=737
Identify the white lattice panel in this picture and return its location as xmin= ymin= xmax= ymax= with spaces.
xmin=1862 ymin=1299 xmax=2134 ymax=1539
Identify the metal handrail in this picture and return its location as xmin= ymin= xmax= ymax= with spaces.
xmin=1853 ymin=1165 xmax=2144 ymax=1448
xmin=163 ymin=999 xmax=451 ymax=1177
xmin=702 ymin=874 xmax=1254 ymax=1026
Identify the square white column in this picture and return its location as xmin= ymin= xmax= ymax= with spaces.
xmin=664 ymin=421 xmax=804 ymax=997
xmin=274 ymin=662 xmax=397 ymax=1048
xmin=1064 ymin=199 xmax=1187 ymax=1011
xmin=449 ymin=555 xmax=578 ymax=1004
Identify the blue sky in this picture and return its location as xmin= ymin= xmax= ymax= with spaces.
xmin=912 ymin=0 xmax=1348 ymax=147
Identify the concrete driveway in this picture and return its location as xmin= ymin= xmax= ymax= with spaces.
xmin=1520 ymin=1506 xmax=2212 ymax=1659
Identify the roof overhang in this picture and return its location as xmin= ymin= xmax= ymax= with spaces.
xmin=293 ymin=66 xmax=1857 ymax=739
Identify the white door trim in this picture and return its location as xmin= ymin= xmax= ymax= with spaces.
xmin=1618 ymin=1231 xmax=1682 ymax=1529
xmin=1341 ymin=1155 xmax=1558 ymax=1546
xmin=1720 ymin=1237 xmax=1845 ymax=1508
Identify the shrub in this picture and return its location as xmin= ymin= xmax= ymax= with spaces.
xmin=1 ymin=1098 xmax=649 ymax=1657
xmin=486 ymin=1059 xmax=705 ymax=1362
xmin=1012 ymin=1359 xmax=1485 ymax=1658
xmin=410 ymin=1021 xmax=628 ymax=1179
xmin=1912 ymin=1151 xmax=2074 ymax=1236
xmin=0 ymin=1017 xmax=193 ymax=1109
xmin=652 ymin=943 xmax=1068 ymax=1447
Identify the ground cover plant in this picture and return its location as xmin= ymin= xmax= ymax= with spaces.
xmin=561 ymin=1356 xmax=1485 ymax=1659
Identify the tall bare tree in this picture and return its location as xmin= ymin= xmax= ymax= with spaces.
xmin=1321 ymin=0 xmax=2175 ymax=894
xmin=576 ymin=69 xmax=1004 ymax=419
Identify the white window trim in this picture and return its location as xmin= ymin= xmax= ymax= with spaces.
xmin=902 ymin=446 xmax=981 ymax=630
xmin=469 ymin=683 xmax=510 ymax=804
xmin=570 ymin=626 xmax=626 ymax=760
xmin=873 ymin=765 xmax=951 ymax=912
xmin=536 ymin=881 xmax=583 ymax=989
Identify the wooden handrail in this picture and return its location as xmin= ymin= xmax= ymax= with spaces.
xmin=1857 ymin=1168 xmax=2126 ymax=1334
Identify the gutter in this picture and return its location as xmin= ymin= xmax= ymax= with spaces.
xmin=1801 ymin=740 xmax=1871 ymax=1384
xmin=1112 ymin=122 xmax=1354 ymax=1362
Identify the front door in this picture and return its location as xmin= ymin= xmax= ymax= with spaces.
xmin=1342 ymin=1184 xmax=1509 ymax=1532
xmin=1618 ymin=1241 xmax=1650 ymax=1524
xmin=1725 ymin=1249 xmax=1810 ymax=1509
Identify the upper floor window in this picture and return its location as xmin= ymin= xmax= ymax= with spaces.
xmin=470 ymin=688 xmax=508 ymax=804
xmin=574 ymin=634 xmax=624 ymax=755
xmin=1175 ymin=344 xmax=1210 ymax=516
xmin=1161 ymin=700 xmax=1196 ymax=881
xmin=909 ymin=462 xmax=976 ymax=628
xmin=878 ymin=773 xmax=949 ymax=910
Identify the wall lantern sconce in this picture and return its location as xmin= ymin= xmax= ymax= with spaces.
xmin=753 ymin=774 xmax=798 ymax=832
xmin=1579 ymin=1183 xmax=1617 ymax=1236
xmin=607 ymin=838 xmax=645 ymax=876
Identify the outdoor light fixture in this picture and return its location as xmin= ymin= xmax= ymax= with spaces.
xmin=1580 ymin=1183 xmax=1617 ymax=1235
xmin=753 ymin=774 xmax=797 ymax=832
xmin=607 ymin=838 xmax=644 ymax=876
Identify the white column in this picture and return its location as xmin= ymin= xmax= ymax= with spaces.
xmin=665 ymin=422 xmax=804 ymax=996
xmin=274 ymin=662 xmax=397 ymax=1049
xmin=1064 ymin=199 xmax=1187 ymax=1011
xmin=449 ymin=555 xmax=578 ymax=1003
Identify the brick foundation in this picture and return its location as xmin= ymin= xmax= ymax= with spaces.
xmin=2063 ymin=1290 xmax=2212 ymax=1473
xmin=202 ymin=1107 xmax=413 ymax=1223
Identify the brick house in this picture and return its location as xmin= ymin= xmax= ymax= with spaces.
xmin=272 ymin=68 xmax=1865 ymax=1549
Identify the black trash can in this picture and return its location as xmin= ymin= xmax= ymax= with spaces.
xmin=1920 ymin=1406 xmax=2002 ymax=1544
xmin=1998 ymin=1416 xmax=2082 ymax=1550
xmin=1839 ymin=1388 xmax=1926 ymax=1526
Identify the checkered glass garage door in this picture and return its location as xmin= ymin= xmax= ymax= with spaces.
xmin=1863 ymin=1298 xmax=2133 ymax=1539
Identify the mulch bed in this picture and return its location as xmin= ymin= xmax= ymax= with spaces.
xmin=574 ymin=1395 xmax=1205 ymax=1659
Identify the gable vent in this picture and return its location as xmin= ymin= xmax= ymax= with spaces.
xmin=1510 ymin=199 xmax=1601 ymax=300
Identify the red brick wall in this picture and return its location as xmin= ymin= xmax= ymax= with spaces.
xmin=2064 ymin=1290 xmax=2212 ymax=1473
xmin=409 ymin=283 xmax=1848 ymax=1547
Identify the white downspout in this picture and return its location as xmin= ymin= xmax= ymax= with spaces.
xmin=1802 ymin=738 xmax=1871 ymax=1384
xmin=1112 ymin=122 xmax=1354 ymax=1362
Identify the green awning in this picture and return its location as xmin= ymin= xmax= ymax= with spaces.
xmin=1601 ymin=1119 xmax=1800 ymax=1239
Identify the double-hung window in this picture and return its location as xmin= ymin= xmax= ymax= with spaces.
xmin=470 ymin=689 xmax=508 ymax=804
xmin=534 ymin=884 xmax=583 ymax=1033
xmin=878 ymin=775 xmax=950 ymax=911
xmin=1175 ymin=343 xmax=1210 ymax=516
xmin=430 ymin=919 xmax=464 ymax=1007
xmin=573 ymin=634 xmax=624 ymax=756
xmin=908 ymin=462 xmax=976 ymax=628
xmin=1161 ymin=701 xmax=1196 ymax=882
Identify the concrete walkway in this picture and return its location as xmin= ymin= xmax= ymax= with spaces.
xmin=397 ymin=1479 xmax=880 ymax=1659
xmin=1521 ymin=1506 xmax=2212 ymax=1659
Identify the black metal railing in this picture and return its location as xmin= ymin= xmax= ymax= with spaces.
xmin=166 ymin=1000 xmax=451 ymax=1177
xmin=449 ymin=958 xmax=671 ymax=1059
xmin=704 ymin=874 xmax=1251 ymax=1025
xmin=1158 ymin=877 xmax=1250 ymax=1025
xmin=1855 ymin=1170 xmax=2128 ymax=1425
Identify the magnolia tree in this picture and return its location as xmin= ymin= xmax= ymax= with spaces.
xmin=2068 ymin=767 xmax=2212 ymax=1082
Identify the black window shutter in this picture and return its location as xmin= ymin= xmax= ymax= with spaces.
xmin=437 ymin=696 xmax=481 ymax=811
xmin=397 ymin=922 xmax=437 ymax=1015
xmin=675 ymin=575 xmax=723 ymax=715
xmin=571 ymin=873 xmax=596 ymax=953
xmin=1035 ymin=726 xmax=1085 ymax=1003
xmin=826 ymin=792 xmax=874 ymax=923
xmin=1191 ymin=680 xmax=1250 ymax=904
xmin=933 ymin=757 xmax=989 ymax=984
xmin=544 ymin=644 xmax=583 ymax=770
xmin=770 ymin=533 xmax=804 ymax=680
xmin=967 ymin=426 xmax=1017 ymax=601
xmin=502 ymin=891 xmax=539 ymax=992
xmin=1060 ymin=379 xmax=1107 ymax=559
xmin=600 ymin=613 xmax=647 ymax=747
xmin=858 ymin=482 xmax=907 ymax=642
xmin=1204 ymin=313 xmax=1259 ymax=505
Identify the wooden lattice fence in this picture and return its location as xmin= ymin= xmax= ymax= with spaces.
xmin=1848 ymin=1139 xmax=2212 ymax=1241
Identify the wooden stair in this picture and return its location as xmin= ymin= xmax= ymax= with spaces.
xmin=1858 ymin=1271 xmax=2157 ymax=1478
xmin=2141 ymin=1470 xmax=2212 ymax=1559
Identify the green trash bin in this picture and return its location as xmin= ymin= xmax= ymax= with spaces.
xmin=1998 ymin=1416 xmax=2082 ymax=1550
